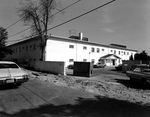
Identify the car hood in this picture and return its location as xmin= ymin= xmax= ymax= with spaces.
xmin=9 ymin=69 xmax=27 ymax=77
xmin=0 ymin=68 xmax=27 ymax=78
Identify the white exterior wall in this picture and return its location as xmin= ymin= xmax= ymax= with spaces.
xmin=45 ymin=37 xmax=137 ymax=67
xmin=5 ymin=35 xmax=137 ymax=67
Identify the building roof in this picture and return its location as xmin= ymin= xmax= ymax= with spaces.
xmin=7 ymin=34 xmax=138 ymax=52
xmin=100 ymin=54 xmax=121 ymax=59
xmin=50 ymin=35 xmax=138 ymax=52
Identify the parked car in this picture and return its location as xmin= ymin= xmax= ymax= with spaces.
xmin=0 ymin=61 xmax=29 ymax=86
xmin=126 ymin=64 xmax=150 ymax=87
xmin=115 ymin=64 xmax=123 ymax=71
xmin=67 ymin=64 xmax=74 ymax=69
xmin=93 ymin=63 xmax=106 ymax=68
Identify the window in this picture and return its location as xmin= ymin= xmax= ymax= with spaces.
xmin=26 ymin=46 xmax=28 ymax=51
xmin=12 ymin=49 xmax=15 ymax=53
xmin=19 ymin=47 xmax=21 ymax=52
xmin=114 ymin=50 xmax=116 ymax=54
xmin=0 ymin=63 xmax=19 ymax=69
xmin=22 ymin=47 xmax=24 ymax=50
xmin=111 ymin=50 xmax=113 ymax=52
xmin=124 ymin=52 xmax=126 ymax=55
xmin=30 ymin=45 xmax=32 ymax=49
xmin=91 ymin=47 xmax=95 ymax=52
xmin=69 ymin=45 xmax=74 ymax=49
xmin=33 ymin=44 xmax=36 ymax=50
xmin=83 ymin=59 xmax=87 ymax=62
xmin=133 ymin=67 xmax=141 ymax=72
xmin=102 ymin=49 xmax=105 ymax=51
xmin=127 ymin=52 xmax=129 ymax=55
xmin=69 ymin=59 xmax=74 ymax=62
xmin=83 ymin=46 xmax=87 ymax=50
xmin=97 ymin=48 xmax=100 ymax=53
xmin=118 ymin=51 xmax=120 ymax=55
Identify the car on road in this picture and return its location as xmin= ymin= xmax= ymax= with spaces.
xmin=0 ymin=61 xmax=29 ymax=86
xmin=93 ymin=63 xmax=106 ymax=68
xmin=67 ymin=64 xmax=74 ymax=69
xmin=126 ymin=64 xmax=150 ymax=87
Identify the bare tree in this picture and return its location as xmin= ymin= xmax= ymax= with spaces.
xmin=0 ymin=27 xmax=12 ymax=60
xmin=17 ymin=0 xmax=62 ymax=61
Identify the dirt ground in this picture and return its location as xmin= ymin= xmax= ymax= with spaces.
xmin=27 ymin=69 xmax=150 ymax=106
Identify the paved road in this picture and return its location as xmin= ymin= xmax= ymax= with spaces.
xmin=0 ymin=78 xmax=96 ymax=116
xmin=66 ymin=67 xmax=128 ymax=81
xmin=0 ymin=71 xmax=150 ymax=116
xmin=92 ymin=67 xmax=128 ymax=81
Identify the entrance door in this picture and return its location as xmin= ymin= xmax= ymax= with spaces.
xmin=112 ymin=59 xmax=115 ymax=65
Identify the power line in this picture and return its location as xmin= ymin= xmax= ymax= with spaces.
xmin=47 ymin=0 xmax=115 ymax=31
xmin=7 ymin=0 xmax=81 ymax=39
xmin=7 ymin=0 xmax=115 ymax=43
xmin=5 ymin=0 xmax=50 ymax=29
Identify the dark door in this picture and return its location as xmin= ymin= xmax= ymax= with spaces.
xmin=112 ymin=60 xmax=115 ymax=65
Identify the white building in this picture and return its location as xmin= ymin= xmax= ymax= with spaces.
xmin=5 ymin=33 xmax=137 ymax=67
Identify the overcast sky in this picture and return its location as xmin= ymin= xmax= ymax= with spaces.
xmin=0 ymin=0 xmax=150 ymax=54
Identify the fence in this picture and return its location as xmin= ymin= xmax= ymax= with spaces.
xmin=30 ymin=61 xmax=66 ymax=75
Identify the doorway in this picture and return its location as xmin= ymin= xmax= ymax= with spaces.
xmin=112 ymin=59 xmax=115 ymax=66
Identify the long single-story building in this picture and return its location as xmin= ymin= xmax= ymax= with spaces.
xmin=5 ymin=33 xmax=138 ymax=67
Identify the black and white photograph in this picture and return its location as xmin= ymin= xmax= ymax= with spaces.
xmin=0 ymin=0 xmax=150 ymax=116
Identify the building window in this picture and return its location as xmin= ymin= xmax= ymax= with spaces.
xmin=19 ymin=47 xmax=21 ymax=52
xmin=97 ymin=48 xmax=100 ymax=53
xmin=118 ymin=51 xmax=120 ymax=55
xmin=102 ymin=49 xmax=105 ymax=51
xmin=69 ymin=45 xmax=74 ymax=49
xmin=91 ymin=47 xmax=95 ymax=52
xmin=127 ymin=52 xmax=129 ymax=55
xmin=26 ymin=46 xmax=28 ymax=51
xmin=83 ymin=46 xmax=87 ymax=50
xmin=30 ymin=45 xmax=32 ymax=49
xmin=83 ymin=59 xmax=87 ymax=62
xmin=22 ymin=47 xmax=24 ymax=50
xmin=114 ymin=50 xmax=116 ymax=54
xmin=124 ymin=52 xmax=126 ymax=55
xmin=33 ymin=44 xmax=36 ymax=50
xmin=69 ymin=59 xmax=74 ymax=62
xmin=111 ymin=50 xmax=113 ymax=52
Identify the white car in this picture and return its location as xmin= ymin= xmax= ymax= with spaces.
xmin=0 ymin=61 xmax=29 ymax=86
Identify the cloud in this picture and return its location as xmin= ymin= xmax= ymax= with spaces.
xmin=102 ymin=28 xmax=114 ymax=33
xmin=102 ymin=14 xmax=114 ymax=23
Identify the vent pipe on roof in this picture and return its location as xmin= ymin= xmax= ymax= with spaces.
xmin=79 ymin=32 xmax=83 ymax=40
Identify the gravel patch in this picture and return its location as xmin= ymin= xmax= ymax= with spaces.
xmin=28 ymin=70 xmax=150 ymax=106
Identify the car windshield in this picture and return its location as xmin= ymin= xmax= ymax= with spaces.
xmin=0 ymin=63 xmax=19 ymax=69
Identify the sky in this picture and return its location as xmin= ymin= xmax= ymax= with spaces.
xmin=0 ymin=0 xmax=150 ymax=54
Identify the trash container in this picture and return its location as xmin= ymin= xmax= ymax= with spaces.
xmin=73 ymin=62 xmax=93 ymax=77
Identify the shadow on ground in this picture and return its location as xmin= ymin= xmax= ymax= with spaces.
xmin=0 ymin=95 xmax=150 ymax=117
xmin=115 ymin=79 xmax=150 ymax=90
xmin=0 ymin=84 xmax=18 ymax=90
